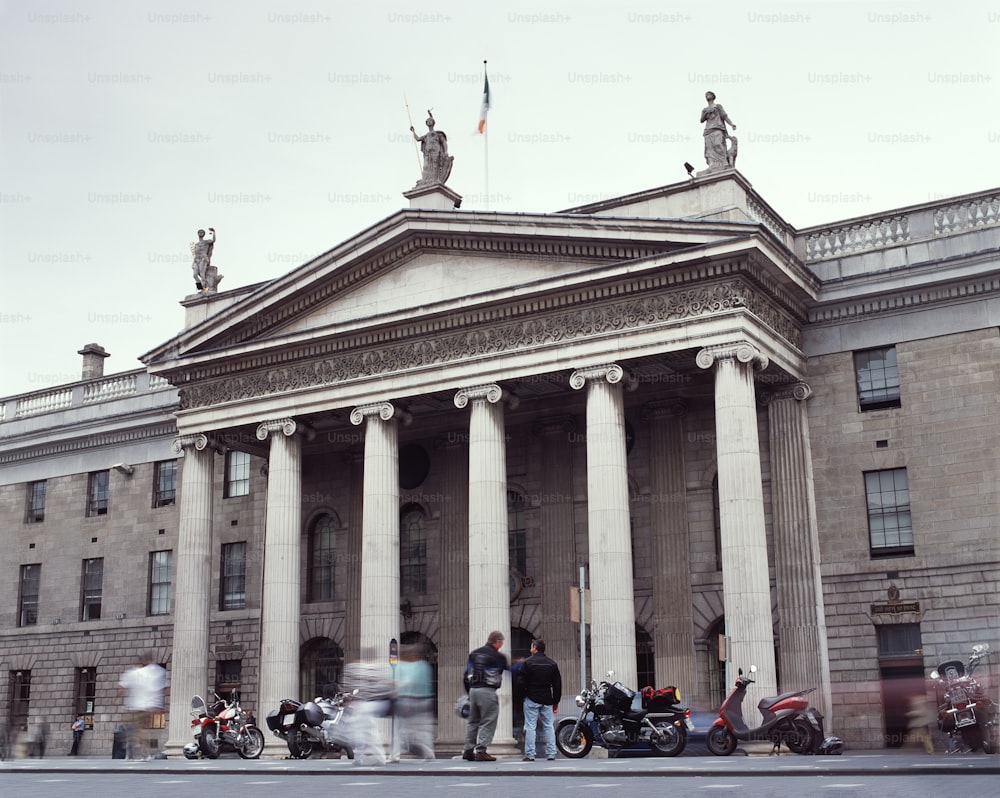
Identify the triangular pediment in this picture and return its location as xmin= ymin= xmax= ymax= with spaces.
xmin=144 ymin=208 xmax=765 ymax=370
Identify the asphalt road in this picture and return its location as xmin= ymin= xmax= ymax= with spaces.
xmin=1 ymin=751 xmax=998 ymax=798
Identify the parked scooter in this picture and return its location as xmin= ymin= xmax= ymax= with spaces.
xmin=185 ymin=690 xmax=264 ymax=759
xmin=930 ymin=643 xmax=997 ymax=754
xmin=555 ymin=672 xmax=692 ymax=758
xmin=268 ymin=689 xmax=355 ymax=759
xmin=706 ymin=666 xmax=835 ymax=755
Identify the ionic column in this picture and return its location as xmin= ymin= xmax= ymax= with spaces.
xmin=643 ymin=400 xmax=697 ymax=698
xmin=764 ymin=382 xmax=833 ymax=717
xmin=570 ymin=364 xmax=637 ymax=688
xmin=255 ymin=418 xmax=310 ymax=755
xmin=454 ymin=384 xmax=516 ymax=745
xmin=533 ymin=416 xmax=580 ymax=687
xmin=434 ymin=432 xmax=470 ymax=745
xmin=697 ymin=343 xmax=777 ymax=721
xmin=349 ymin=402 xmax=407 ymax=660
xmin=343 ymin=446 xmax=365 ymax=665
xmin=165 ymin=433 xmax=219 ymax=754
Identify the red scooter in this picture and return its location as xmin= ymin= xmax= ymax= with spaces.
xmin=706 ymin=665 xmax=834 ymax=755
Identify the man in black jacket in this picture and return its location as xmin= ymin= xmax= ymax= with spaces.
xmin=462 ymin=630 xmax=509 ymax=761
xmin=517 ymin=639 xmax=562 ymax=761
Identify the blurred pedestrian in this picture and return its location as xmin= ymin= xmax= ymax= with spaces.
xmin=517 ymin=639 xmax=561 ymax=761
xmin=117 ymin=652 xmax=166 ymax=760
xmin=906 ymin=693 xmax=935 ymax=754
xmin=462 ymin=630 xmax=509 ymax=762
xmin=390 ymin=643 xmax=436 ymax=762
xmin=342 ymin=648 xmax=395 ymax=765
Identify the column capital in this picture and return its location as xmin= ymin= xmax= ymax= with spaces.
xmin=454 ymin=383 xmax=519 ymax=410
xmin=641 ymin=399 xmax=687 ymax=422
xmin=696 ymin=343 xmax=769 ymax=372
xmin=760 ymin=381 xmax=813 ymax=405
xmin=349 ymin=401 xmax=411 ymax=426
xmin=171 ymin=433 xmax=224 ymax=455
xmin=569 ymin=363 xmax=637 ymax=391
xmin=255 ymin=418 xmax=315 ymax=441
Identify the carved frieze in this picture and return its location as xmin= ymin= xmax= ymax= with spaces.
xmin=179 ymin=277 xmax=801 ymax=410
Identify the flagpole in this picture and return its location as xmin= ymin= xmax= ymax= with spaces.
xmin=483 ymin=61 xmax=489 ymax=211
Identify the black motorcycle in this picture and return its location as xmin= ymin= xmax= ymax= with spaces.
xmin=266 ymin=690 xmax=355 ymax=759
xmin=555 ymin=673 xmax=691 ymax=758
xmin=931 ymin=643 xmax=997 ymax=754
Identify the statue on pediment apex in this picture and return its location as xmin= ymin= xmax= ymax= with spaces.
xmin=701 ymin=91 xmax=738 ymax=171
xmin=410 ymin=111 xmax=453 ymax=187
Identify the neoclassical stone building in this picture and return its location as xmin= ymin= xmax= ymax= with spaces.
xmin=2 ymin=170 xmax=998 ymax=756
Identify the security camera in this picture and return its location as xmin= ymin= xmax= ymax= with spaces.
xmin=112 ymin=463 xmax=134 ymax=476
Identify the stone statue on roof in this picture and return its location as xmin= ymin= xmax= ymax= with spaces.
xmin=700 ymin=91 xmax=738 ymax=171
xmin=189 ymin=227 xmax=223 ymax=293
xmin=410 ymin=111 xmax=454 ymax=186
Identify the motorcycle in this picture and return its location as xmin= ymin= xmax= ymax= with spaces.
xmin=187 ymin=690 xmax=265 ymax=759
xmin=706 ymin=665 xmax=833 ymax=755
xmin=555 ymin=672 xmax=692 ymax=758
xmin=930 ymin=643 xmax=997 ymax=754
xmin=266 ymin=689 xmax=355 ymax=759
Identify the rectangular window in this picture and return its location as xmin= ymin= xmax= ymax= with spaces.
xmin=216 ymin=659 xmax=242 ymax=696
xmin=865 ymin=468 xmax=914 ymax=557
xmin=81 ymin=558 xmax=104 ymax=620
xmin=76 ymin=667 xmax=97 ymax=717
xmin=9 ymin=670 xmax=30 ymax=732
xmin=18 ymin=564 xmax=40 ymax=627
xmin=153 ymin=460 xmax=178 ymax=508
xmin=224 ymin=451 xmax=251 ymax=498
xmin=877 ymin=623 xmax=922 ymax=658
xmin=855 ymin=346 xmax=901 ymax=411
xmin=87 ymin=470 xmax=110 ymax=516
xmin=26 ymin=480 xmax=46 ymax=523
xmin=149 ymin=550 xmax=173 ymax=616
xmin=220 ymin=542 xmax=247 ymax=610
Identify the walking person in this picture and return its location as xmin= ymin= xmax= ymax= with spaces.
xmin=389 ymin=643 xmax=436 ymax=762
xmin=462 ymin=630 xmax=509 ymax=761
xmin=69 ymin=715 xmax=85 ymax=755
xmin=117 ymin=652 xmax=167 ymax=760
xmin=517 ymin=639 xmax=562 ymax=761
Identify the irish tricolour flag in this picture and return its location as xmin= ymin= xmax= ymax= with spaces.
xmin=478 ymin=72 xmax=490 ymax=134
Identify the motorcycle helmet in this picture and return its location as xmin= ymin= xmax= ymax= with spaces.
xmin=818 ymin=736 xmax=844 ymax=755
xmin=182 ymin=742 xmax=202 ymax=760
xmin=454 ymin=694 xmax=471 ymax=719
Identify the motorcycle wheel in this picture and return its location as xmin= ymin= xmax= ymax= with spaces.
xmin=960 ymin=722 xmax=985 ymax=752
xmin=198 ymin=726 xmax=222 ymax=759
xmin=287 ymin=729 xmax=315 ymax=759
xmin=706 ymin=726 xmax=738 ymax=756
xmin=782 ymin=719 xmax=817 ymax=754
xmin=649 ymin=721 xmax=687 ymax=757
xmin=238 ymin=727 xmax=265 ymax=759
xmin=981 ymin=722 xmax=998 ymax=755
xmin=555 ymin=718 xmax=594 ymax=758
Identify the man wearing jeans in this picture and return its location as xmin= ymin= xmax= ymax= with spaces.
xmin=462 ymin=630 xmax=509 ymax=761
xmin=517 ymin=639 xmax=562 ymax=761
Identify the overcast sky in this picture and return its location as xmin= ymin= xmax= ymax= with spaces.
xmin=1 ymin=0 xmax=997 ymax=398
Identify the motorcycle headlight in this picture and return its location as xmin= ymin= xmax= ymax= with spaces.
xmin=575 ymin=694 xmax=586 ymax=707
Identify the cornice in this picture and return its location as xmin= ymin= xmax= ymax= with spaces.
xmin=0 ymin=421 xmax=178 ymax=466
xmin=177 ymin=273 xmax=802 ymax=410
xmin=807 ymin=274 xmax=1000 ymax=325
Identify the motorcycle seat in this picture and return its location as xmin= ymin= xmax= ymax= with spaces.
xmin=758 ymin=687 xmax=814 ymax=710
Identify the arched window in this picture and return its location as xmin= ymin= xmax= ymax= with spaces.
xmin=307 ymin=513 xmax=336 ymax=603
xmin=507 ymin=490 xmax=526 ymax=575
xmin=400 ymin=503 xmax=427 ymax=595
xmin=300 ymin=637 xmax=344 ymax=700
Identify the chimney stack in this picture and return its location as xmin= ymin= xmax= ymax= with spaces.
xmin=78 ymin=343 xmax=110 ymax=381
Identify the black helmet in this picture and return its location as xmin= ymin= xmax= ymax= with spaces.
xmin=819 ymin=736 xmax=844 ymax=755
